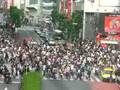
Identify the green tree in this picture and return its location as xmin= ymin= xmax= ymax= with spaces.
xmin=51 ymin=8 xmax=83 ymax=43
xmin=51 ymin=8 xmax=59 ymax=25
xmin=71 ymin=11 xmax=83 ymax=43
xmin=51 ymin=8 xmax=67 ymax=29
xmin=65 ymin=11 xmax=83 ymax=43
xmin=10 ymin=6 xmax=24 ymax=27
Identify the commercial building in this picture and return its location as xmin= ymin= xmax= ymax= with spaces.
xmin=41 ymin=0 xmax=56 ymax=16
xmin=14 ymin=0 xmax=57 ymax=24
xmin=59 ymin=0 xmax=120 ymax=40
xmin=59 ymin=0 xmax=83 ymax=15
xmin=83 ymin=0 xmax=120 ymax=40
xmin=0 ymin=0 xmax=58 ymax=25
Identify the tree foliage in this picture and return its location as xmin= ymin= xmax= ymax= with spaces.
xmin=51 ymin=9 xmax=83 ymax=43
xmin=10 ymin=6 xmax=24 ymax=27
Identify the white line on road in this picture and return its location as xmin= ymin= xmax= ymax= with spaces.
xmin=0 ymin=81 xmax=20 ymax=84
xmin=82 ymin=77 xmax=88 ymax=81
xmin=4 ymin=87 xmax=8 ymax=90
xmin=90 ymin=77 xmax=94 ymax=82
xmin=91 ymin=74 xmax=101 ymax=82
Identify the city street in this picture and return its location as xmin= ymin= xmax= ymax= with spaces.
xmin=43 ymin=73 xmax=101 ymax=82
xmin=0 ymin=83 xmax=20 ymax=90
xmin=1 ymin=24 xmax=119 ymax=90
xmin=42 ymin=80 xmax=90 ymax=90
xmin=17 ymin=26 xmax=42 ymax=44
xmin=0 ymin=0 xmax=120 ymax=90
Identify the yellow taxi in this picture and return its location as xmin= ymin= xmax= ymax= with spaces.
xmin=100 ymin=67 xmax=116 ymax=82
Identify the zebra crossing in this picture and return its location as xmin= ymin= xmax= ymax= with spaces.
xmin=43 ymin=74 xmax=102 ymax=82
xmin=0 ymin=74 xmax=101 ymax=84
xmin=82 ymin=74 xmax=101 ymax=82
xmin=0 ymin=80 xmax=20 ymax=84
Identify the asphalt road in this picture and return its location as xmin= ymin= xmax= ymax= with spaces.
xmin=0 ymin=83 xmax=20 ymax=90
xmin=42 ymin=80 xmax=90 ymax=90
xmin=17 ymin=26 xmax=42 ymax=44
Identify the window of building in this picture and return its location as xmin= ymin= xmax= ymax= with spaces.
xmin=43 ymin=0 xmax=53 ymax=3
xmin=43 ymin=6 xmax=53 ymax=10
xmin=29 ymin=0 xmax=38 ymax=4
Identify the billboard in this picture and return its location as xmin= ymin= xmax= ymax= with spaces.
xmin=99 ymin=0 xmax=120 ymax=7
xmin=105 ymin=16 xmax=120 ymax=33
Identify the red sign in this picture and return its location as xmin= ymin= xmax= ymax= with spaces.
xmin=67 ymin=0 xmax=71 ymax=21
xmin=60 ymin=0 xmax=64 ymax=14
xmin=105 ymin=16 xmax=120 ymax=33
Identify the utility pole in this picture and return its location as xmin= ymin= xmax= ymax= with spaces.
xmin=82 ymin=0 xmax=86 ymax=40
xmin=38 ymin=0 xmax=41 ymax=18
xmin=82 ymin=11 xmax=86 ymax=40
xmin=67 ymin=0 xmax=72 ymax=21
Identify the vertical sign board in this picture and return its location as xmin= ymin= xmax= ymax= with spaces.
xmin=105 ymin=16 xmax=120 ymax=33
xmin=67 ymin=0 xmax=71 ymax=21
xmin=73 ymin=0 xmax=76 ymax=13
xmin=60 ymin=0 xmax=65 ymax=14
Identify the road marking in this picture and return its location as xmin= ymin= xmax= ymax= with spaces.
xmin=91 ymin=74 xmax=101 ymax=82
xmin=82 ymin=77 xmax=88 ymax=81
xmin=90 ymin=77 xmax=94 ymax=82
xmin=4 ymin=87 xmax=8 ymax=90
xmin=0 ymin=81 xmax=20 ymax=84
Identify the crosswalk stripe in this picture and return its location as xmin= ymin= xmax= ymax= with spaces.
xmin=91 ymin=74 xmax=101 ymax=82
xmin=0 ymin=81 xmax=20 ymax=84
xmin=82 ymin=77 xmax=88 ymax=81
xmin=90 ymin=77 xmax=94 ymax=82
xmin=43 ymin=77 xmax=101 ymax=82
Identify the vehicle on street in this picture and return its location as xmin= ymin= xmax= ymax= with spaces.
xmin=46 ymin=29 xmax=66 ymax=45
xmin=100 ymin=67 xmax=116 ymax=82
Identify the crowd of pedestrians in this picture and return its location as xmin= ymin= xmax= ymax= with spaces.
xmin=0 ymin=30 xmax=120 ymax=81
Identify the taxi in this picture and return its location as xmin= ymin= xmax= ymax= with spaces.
xmin=100 ymin=67 xmax=116 ymax=82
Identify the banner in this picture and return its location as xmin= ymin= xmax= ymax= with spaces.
xmin=60 ymin=0 xmax=65 ymax=14
xmin=105 ymin=16 xmax=120 ymax=33
xmin=67 ymin=0 xmax=71 ymax=21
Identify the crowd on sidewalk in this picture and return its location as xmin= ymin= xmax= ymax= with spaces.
xmin=0 ymin=31 xmax=120 ymax=81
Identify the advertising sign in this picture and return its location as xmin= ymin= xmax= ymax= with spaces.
xmin=100 ymin=0 xmax=120 ymax=7
xmin=67 ymin=0 xmax=71 ymax=21
xmin=105 ymin=16 xmax=120 ymax=33
xmin=101 ymin=40 xmax=119 ymax=44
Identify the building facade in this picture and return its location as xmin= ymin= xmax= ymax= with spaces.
xmin=13 ymin=0 xmax=57 ymax=24
xmin=58 ymin=0 xmax=120 ymax=40
xmin=41 ymin=0 xmax=56 ymax=16
xmin=0 ymin=0 xmax=58 ymax=24
xmin=83 ymin=0 xmax=120 ymax=40
xmin=24 ymin=0 xmax=41 ymax=24
xmin=59 ymin=0 xmax=83 ymax=15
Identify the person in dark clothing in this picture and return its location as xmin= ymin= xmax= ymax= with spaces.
xmin=4 ymin=72 xmax=11 ymax=84
xmin=87 ymin=70 xmax=91 ymax=80
xmin=77 ymin=70 xmax=82 ymax=80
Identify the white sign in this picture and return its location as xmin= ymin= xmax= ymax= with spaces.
xmin=101 ymin=40 xmax=119 ymax=44
xmin=84 ymin=0 xmax=120 ymax=13
xmin=99 ymin=0 xmax=120 ymax=7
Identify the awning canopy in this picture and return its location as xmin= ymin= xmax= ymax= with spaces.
xmin=26 ymin=7 xmax=37 ymax=11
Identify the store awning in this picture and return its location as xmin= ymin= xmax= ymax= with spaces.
xmin=26 ymin=7 xmax=37 ymax=11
